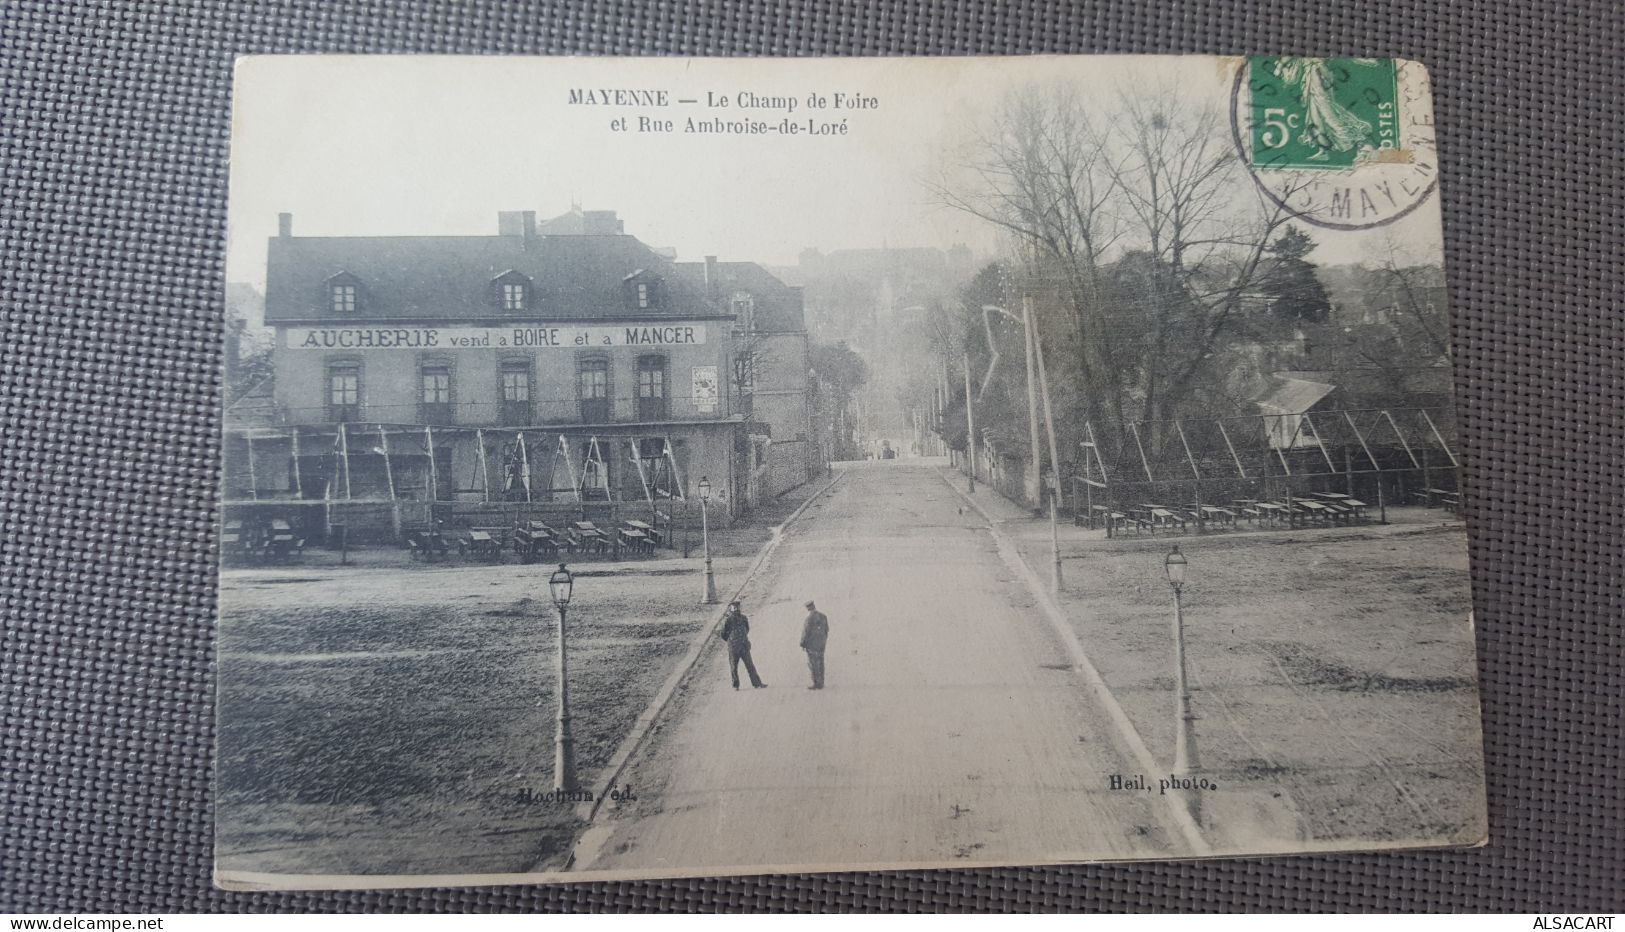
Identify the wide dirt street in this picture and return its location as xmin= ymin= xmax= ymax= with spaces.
xmin=574 ymin=461 xmax=1182 ymax=875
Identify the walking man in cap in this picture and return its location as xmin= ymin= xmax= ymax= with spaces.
xmin=800 ymin=600 xmax=829 ymax=690
xmin=719 ymin=600 xmax=766 ymax=690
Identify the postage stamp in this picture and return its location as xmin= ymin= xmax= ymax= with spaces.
xmin=1230 ymin=56 xmax=1438 ymax=230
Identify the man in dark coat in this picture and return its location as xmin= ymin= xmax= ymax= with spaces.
xmin=719 ymin=600 xmax=765 ymax=690
xmin=800 ymin=600 xmax=830 ymax=690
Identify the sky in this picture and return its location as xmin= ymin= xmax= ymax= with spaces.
xmin=226 ymin=55 xmax=1445 ymax=289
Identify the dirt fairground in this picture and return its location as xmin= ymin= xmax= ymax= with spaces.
xmin=1004 ymin=507 xmax=1484 ymax=851
xmin=215 ymin=482 xmax=827 ymax=877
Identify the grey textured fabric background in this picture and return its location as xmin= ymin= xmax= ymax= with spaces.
xmin=3 ymin=0 xmax=1621 ymax=913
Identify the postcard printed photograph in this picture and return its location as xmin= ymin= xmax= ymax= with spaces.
xmin=215 ymin=54 xmax=1485 ymax=888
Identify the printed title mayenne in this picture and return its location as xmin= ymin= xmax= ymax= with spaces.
xmin=567 ymin=88 xmax=879 ymax=112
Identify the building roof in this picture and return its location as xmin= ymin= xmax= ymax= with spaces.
xmin=674 ymin=260 xmax=806 ymax=332
xmin=264 ymin=229 xmax=720 ymax=323
xmin=1255 ymin=376 xmax=1337 ymax=414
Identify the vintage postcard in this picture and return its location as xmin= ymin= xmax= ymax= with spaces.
xmin=216 ymin=54 xmax=1484 ymax=889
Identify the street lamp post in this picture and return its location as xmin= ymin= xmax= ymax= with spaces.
xmin=547 ymin=563 xmax=577 ymax=794
xmin=698 ymin=476 xmax=718 ymax=604
xmin=1164 ymin=545 xmax=1200 ymax=823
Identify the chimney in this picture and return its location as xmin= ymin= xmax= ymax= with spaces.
xmin=225 ymin=319 xmax=246 ymax=382
xmin=582 ymin=210 xmax=623 ymax=235
xmin=704 ymin=255 xmax=719 ymax=298
xmin=277 ymin=212 xmax=292 ymax=238
xmin=497 ymin=211 xmax=525 ymax=236
xmin=522 ymin=210 xmax=537 ymax=239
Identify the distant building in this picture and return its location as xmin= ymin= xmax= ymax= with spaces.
xmin=1255 ymin=376 xmax=1339 ymax=450
xmin=674 ymin=257 xmax=815 ymax=503
xmin=779 ymin=244 xmax=975 ymax=451
xmin=223 ymin=209 xmax=818 ymax=533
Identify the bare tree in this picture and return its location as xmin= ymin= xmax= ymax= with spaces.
xmin=927 ymin=85 xmax=1124 ymax=428
xmin=1370 ymin=231 xmax=1451 ymax=362
xmin=1102 ymin=88 xmax=1301 ymax=450
xmin=932 ymin=72 xmax=1314 ymax=468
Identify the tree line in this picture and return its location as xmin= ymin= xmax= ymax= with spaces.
xmin=920 ymin=81 xmax=1449 ymax=477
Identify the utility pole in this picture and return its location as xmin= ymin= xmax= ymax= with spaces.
xmin=1033 ymin=318 xmax=1064 ymax=590
xmin=1022 ymin=295 xmax=1042 ymax=512
xmin=962 ymin=350 xmax=976 ymax=493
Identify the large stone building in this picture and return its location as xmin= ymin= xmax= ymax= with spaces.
xmin=223 ymin=209 xmax=818 ymax=536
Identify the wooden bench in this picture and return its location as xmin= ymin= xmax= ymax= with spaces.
xmin=1192 ymin=505 xmax=1237 ymax=528
xmin=1143 ymin=505 xmax=1188 ymax=531
xmin=624 ymin=518 xmax=664 ymax=548
xmin=618 ymin=526 xmax=655 ymax=555
xmin=457 ymin=529 xmax=502 ymax=559
xmin=1290 ymin=500 xmax=1337 ymax=525
xmin=511 ymin=523 xmax=560 ymax=562
xmin=1106 ymin=510 xmax=1148 ymax=535
xmin=405 ymin=529 xmax=451 ymax=561
xmin=1081 ymin=504 xmax=1114 ymax=530
xmin=570 ymin=521 xmax=611 ymax=556
xmin=1253 ymin=501 xmax=1288 ymax=524
xmin=264 ymin=519 xmax=305 ymax=561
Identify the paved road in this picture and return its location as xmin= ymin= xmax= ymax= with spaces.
xmin=574 ymin=461 xmax=1178 ymax=875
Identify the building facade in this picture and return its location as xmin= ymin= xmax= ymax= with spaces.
xmin=223 ymin=209 xmax=818 ymax=536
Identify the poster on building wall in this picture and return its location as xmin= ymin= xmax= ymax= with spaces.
xmin=690 ymin=365 xmax=719 ymax=413
xmin=216 ymin=54 xmax=1481 ymax=889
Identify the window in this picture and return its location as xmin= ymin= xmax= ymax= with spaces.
xmin=500 ymin=364 xmax=530 ymax=403
xmin=421 ymin=366 xmax=451 ymax=404
xmin=636 ymin=355 xmax=668 ymax=420
xmin=326 ymin=363 xmax=360 ymax=422
xmin=491 ymin=271 xmax=533 ymax=313
xmin=625 ymin=273 xmax=660 ymax=310
xmin=499 ymin=360 xmax=532 ymax=426
xmin=330 ymin=282 xmax=358 ymax=314
xmin=578 ymin=357 xmax=610 ymax=423
xmin=420 ymin=364 xmax=452 ymax=424
xmin=732 ymin=292 xmax=755 ymax=332
xmin=502 ymin=281 xmax=527 ymax=312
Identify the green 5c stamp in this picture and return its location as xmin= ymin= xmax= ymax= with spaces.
xmin=1248 ymin=57 xmax=1400 ymax=170
xmin=1229 ymin=57 xmax=1437 ymax=230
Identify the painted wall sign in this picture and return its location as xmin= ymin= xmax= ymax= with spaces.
xmin=285 ymin=323 xmax=708 ymax=350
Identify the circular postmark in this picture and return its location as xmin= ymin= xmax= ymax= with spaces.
xmin=1229 ymin=57 xmax=1437 ymax=231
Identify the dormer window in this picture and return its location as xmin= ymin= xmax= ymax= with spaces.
xmin=331 ymin=283 xmax=357 ymax=313
xmin=503 ymin=281 xmax=527 ymax=312
xmin=624 ymin=270 xmax=660 ymax=310
xmin=325 ymin=273 xmax=362 ymax=315
xmin=491 ymin=270 xmax=533 ymax=313
xmin=731 ymin=292 xmax=755 ymax=331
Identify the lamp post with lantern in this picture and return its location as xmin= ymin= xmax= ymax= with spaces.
xmin=547 ymin=563 xmax=578 ymax=794
xmin=1164 ymin=545 xmax=1200 ymax=822
xmin=698 ymin=476 xmax=718 ymax=604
